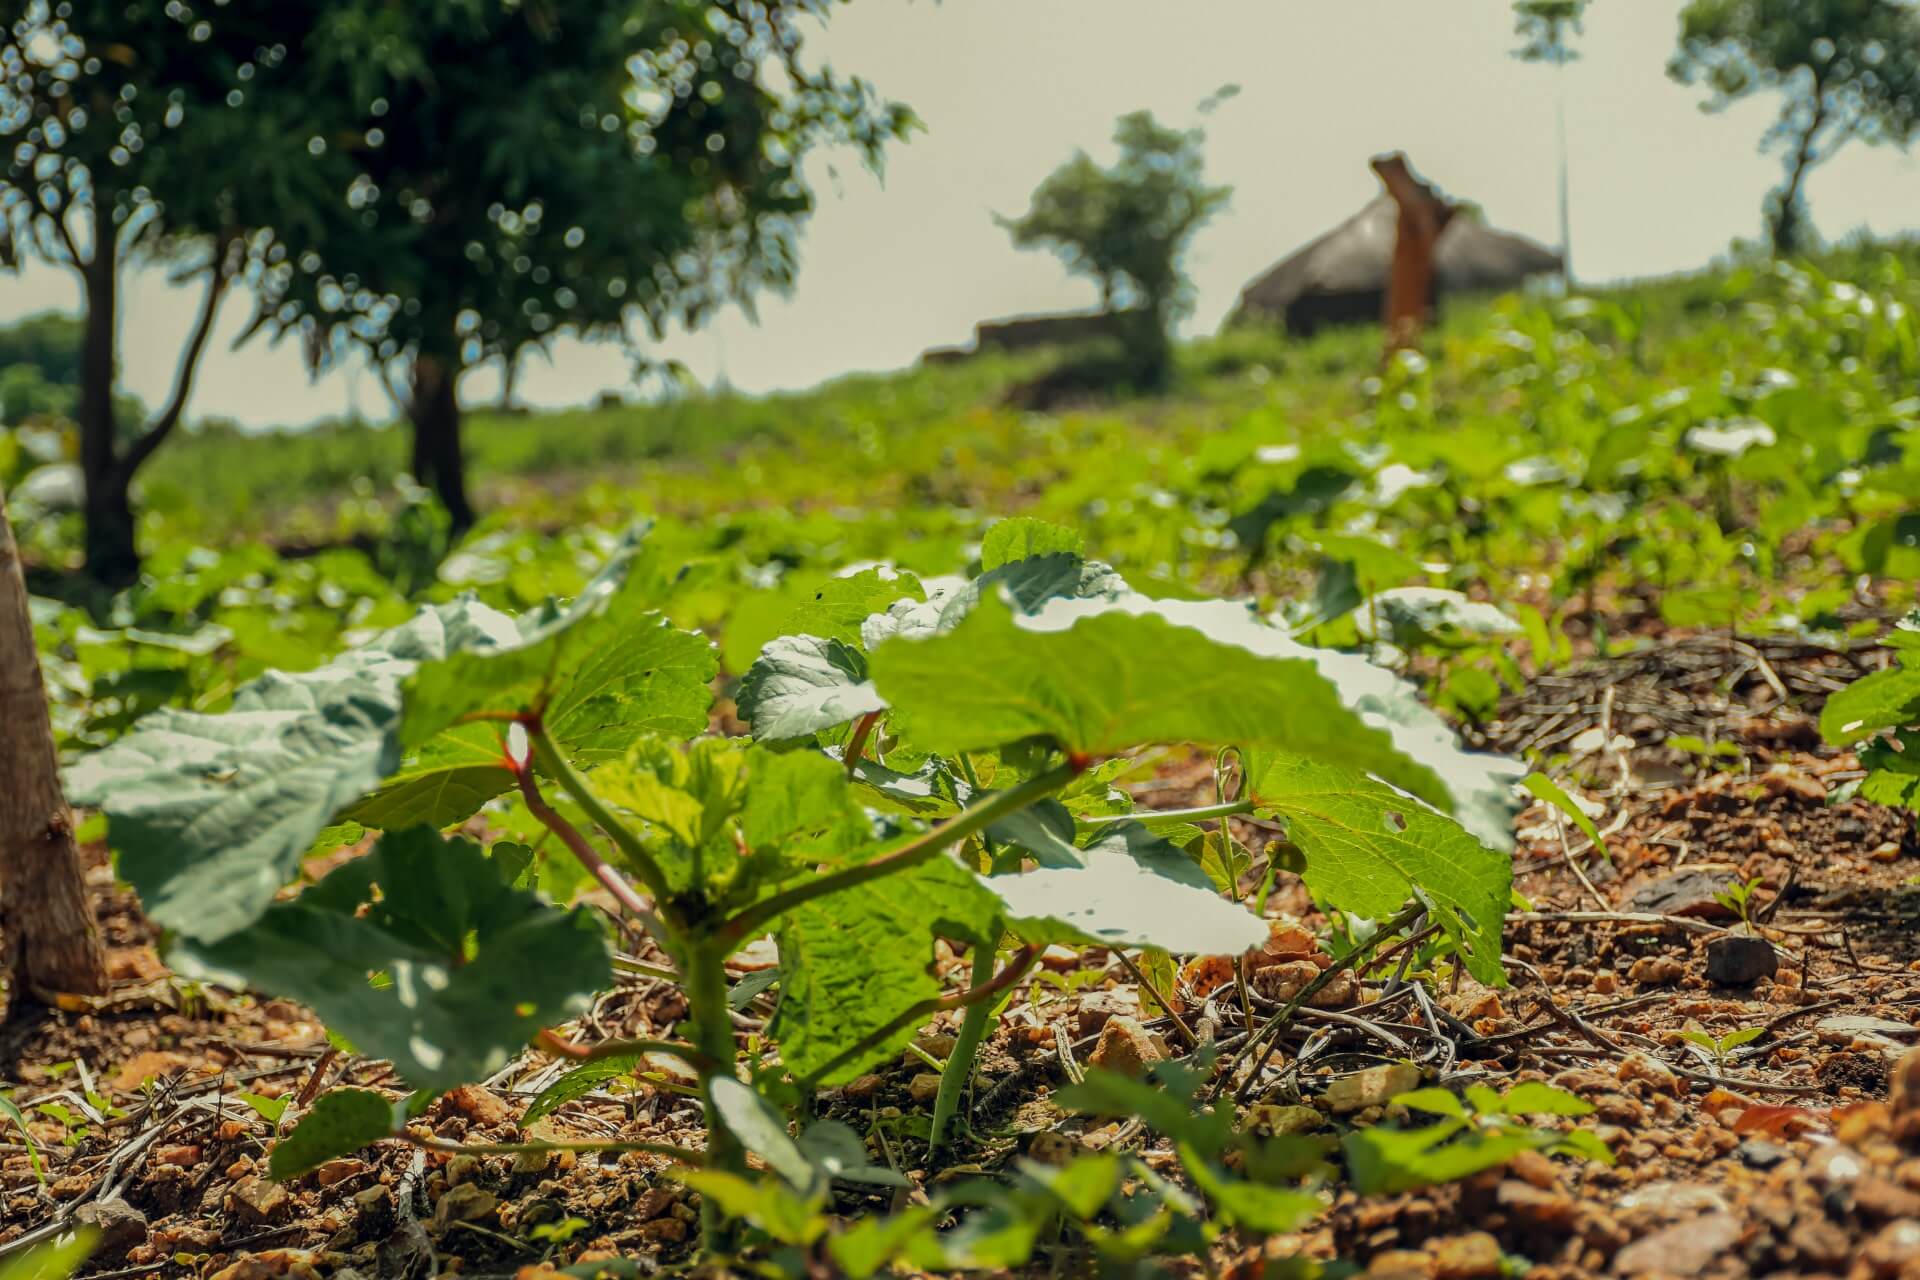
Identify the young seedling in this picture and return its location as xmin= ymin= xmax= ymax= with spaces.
xmin=1714 ymin=876 xmax=1766 ymax=936
xmin=1681 ymin=1024 xmax=1765 ymax=1071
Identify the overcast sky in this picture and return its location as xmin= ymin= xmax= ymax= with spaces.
xmin=4 ymin=0 xmax=1917 ymax=429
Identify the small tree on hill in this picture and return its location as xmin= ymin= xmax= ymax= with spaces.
xmin=999 ymin=110 xmax=1230 ymax=389
xmin=0 ymin=3 xmax=317 ymax=584
xmin=1669 ymin=0 xmax=1920 ymax=255
xmin=1512 ymin=0 xmax=1588 ymax=286
xmin=253 ymin=0 xmax=912 ymax=534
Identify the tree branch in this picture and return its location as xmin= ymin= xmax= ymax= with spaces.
xmin=19 ymin=176 xmax=85 ymax=270
xmin=119 ymin=240 xmax=235 ymax=477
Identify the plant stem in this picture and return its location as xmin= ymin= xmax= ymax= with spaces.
xmin=844 ymin=709 xmax=882 ymax=775
xmin=513 ymin=755 xmax=669 ymax=944
xmin=1079 ymin=799 xmax=1254 ymax=827
xmin=525 ymin=720 xmax=677 ymax=915
xmin=534 ymin=1029 xmax=713 ymax=1071
xmin=800 ymin=944 xmax=1042 ymax=1088
xmin=612 ymin=953 xmax=680 ymax=982
xmin=714 ymin=761 xmax=1083 ymax=945
xmin=401 ymin=1129 xmax=701 ymax=1165
xmin=928 ymin=944 xmax=996 ymax=1156
xmin=1213 ymin=901 xmax=1426 ymax=1104
xmin=1116 ymin=949 xmax=1199 ymax=1048
xmin=681 ymin=939 xmax=743 ymax=1248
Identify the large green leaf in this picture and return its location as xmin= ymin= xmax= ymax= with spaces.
xmin=981 ymin=822 xmax=1268 ymax=955
xmin=402 ymin=570 xmax=716 ymax=757
xmin=1822 ymin=664 xmax=1920 ymax=744
xmin=782 ymin=568 xmax=923 ymax=645
xmin=364 ymin=541 xmax=713 ymax=828
xmin=980 ymin=518 xmax=1084 ymax=571
xmin=870 ymin=596 xmax=1482 ymax=826
xmin=1859 ymin=730 xmax=1920 ymax=808
xmin=65 ymin=600 xmax=517 ymax=942
xmin=1250 ymin=756 xmax=1509 ymax=985
xmin=342 ymin=722 xmax=516 ymax=831
xmin=737 ymin=634 xmax=885 ymax=742
xmin=772 ymin=858 xmax=997 ymax=1083
xmin=1030 ymin=594 xmax=1520 ymax=848
xmin=172 ymin=827 xmax=608 ymax=1089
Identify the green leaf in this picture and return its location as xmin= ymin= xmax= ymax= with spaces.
xmin=797 ymin=1121 xmax=911 ymax=1187
xmin=65 ymin=599 xmax=516 ymax=941
xmin=1718 ymin=1026 xmax=1766 ymax=1053
xmin=342 ymin=722 xmax=515 ymax=832
xmin=400 ymin=529 xmax=707 ymax=748
xmin=1055 ymin=1069 xmax=1234 ymax=1158
xmin=236 ymin=1092 xmax=291 ymax=1126
xmin=980 ymin=518 xmax=1085 ymax=571
xmin=673 ymin=1170 xmax=828 ymax=1247
xmin=872 ymin=595 xmax=1443 ymax=782
xmin=773 ymin=857 xmax=998 ymax=1083
xmin=741 ymin=748 xmax=870 ymax=858
xmin=706 ymin=1078 xmax=814 ymax=1189
xmin=1179 ymin=1151 xmax=1319 ymax=1234
xmin=0 ymin=1230 xmax=96 ymax=1280
xmin=1522 ymin=773 xmax=1605 ymax=854
xmin=783 ymin=569 xmax=923 ymax=644
xmin=1393 ymin=1087 xmax=1468 ymax=1119
xmin=523 ymin=1055 xmax=641 ymax=1126
xmin=1493 ymin=1082 xmax=1593 ymax=1117
xmin=1343 ymin=1121 xmax=1545 ymax=1195
xmin=1020 ymin=1153 xmax=1121 ymax=1217
xmin=986 ymin=798 xmax=1086 ymax=869
xmin=1251 ymin=756 xmax=1510 ymax=985
xmin=173 ymin=827 xmax=608 ymax=1089
xmin=983 ymin=822 xmax=1268 ymax=955
xmin=1822 ymin=663 xmax=1920 ymax=745
xmin=597 ymin=737 xmax=748 ymax=855
xmin=737 ymin=634 xmax=885 ymax=743
xmin=1859 ymin=731 xmax=1920 ymax=807
xmin=268 ymin=1088 xmax=401 ymax=1180
xmin=827 ymin=1205 xmax=943 ymax=1279
xmin=1356 ymin=587 xmax=1520 ymax=649
xmin=1551 ymin=1128 xmax=1615 ymax=1165
xmin=0 ymin=1094 xmax=44 ymax=1187
xmin=935 ymin=554 xmax=1129 ymax=632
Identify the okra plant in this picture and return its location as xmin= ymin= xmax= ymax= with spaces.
xmin=69 ymin=519 xmax=1518 ymax=1255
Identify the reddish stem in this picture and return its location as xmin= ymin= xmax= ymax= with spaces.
xmin=511 ymin=756 xmax=668 ymax=943
xmin=844 ymin=710 xmax=883 ymax=775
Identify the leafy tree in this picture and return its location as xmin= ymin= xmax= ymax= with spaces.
xmin=1670 ymin=0 xmax=1920 ymax=254
xmin=251 ymin=1 xmax=911 ymax=534
xmin=999 ymin=110 xmax=1230 ymax=388
xmin=1511 ymin=1 xmax=1588 ymax=285
xmin=0 ymin=3 xmax=319 ymax=584
xmin=0 ymin=311 xmax=82 ymax=387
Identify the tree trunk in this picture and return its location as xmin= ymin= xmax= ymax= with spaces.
xmin=77 ymin=204 xmax=138 ymax=587
xmin=0 ymin=487 xmax=109 ymax=1021
xmin=408 ymin=356 xmax=475 ymax=534
xmin=1768 ymin=94 xmax=1827 ymax=257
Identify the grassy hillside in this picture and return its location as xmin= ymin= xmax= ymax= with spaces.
xmin=25 ymin=235 xmax=1920 ymax=691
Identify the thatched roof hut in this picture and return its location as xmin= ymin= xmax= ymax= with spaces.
xmin=1229 ymin=195 xmax=1561 ymax=335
